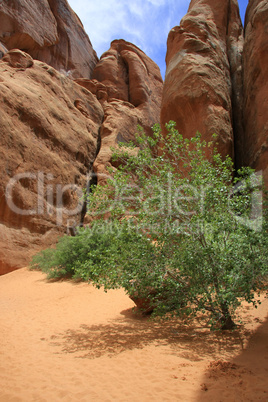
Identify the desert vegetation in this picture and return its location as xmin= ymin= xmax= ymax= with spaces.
xmin=31 ymin=122 xmax=268 ymax=330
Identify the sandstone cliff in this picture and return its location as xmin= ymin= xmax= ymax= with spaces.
xmin=0 ymin=0 xmax=98 ymax=78
xmin=90 ymin=40 xmax=163 ymax=183
xmin=1 ymin=0 xmax=268 ymax=275
xmin=243 ymin=0 xmax=268 ymax=184
xmin=0 ymin=39 xmax=162 ymax=273
xmin=161 ymin=0 xmax=268 ymax=186
xmin=0 ymin=50 xmax=103 ymax=274
xmin=161 ymin=0 xmax=244 ymax=160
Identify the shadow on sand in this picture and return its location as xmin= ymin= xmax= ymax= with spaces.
xmin=195 ymin=315 xmax=268 ymax=401
xmin=49 ymin=308 xmax=253 ymax=361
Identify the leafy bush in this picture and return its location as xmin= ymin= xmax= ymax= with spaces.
xmin=31 ymin=122 xmax=268 ymax=329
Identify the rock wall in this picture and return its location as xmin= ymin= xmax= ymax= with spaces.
xmin=161 ymin=0 xmax=244 ymax=160
xmin=0 ymin=50 xmax=103 ymax=275
xmin=0 ymin=0 xmax=98 ymax=79
xmin=243 ymin=0 xmax=268 ymax=184
xmin=0 ymin=40 xmax=163 ymax=274
xmin=76 ymin=40 xmax=163 ymax=184
xmin=2 ymin=0 xmax=268 ymax=274
xmin=161 ymin=0 xmax=268 ymax=187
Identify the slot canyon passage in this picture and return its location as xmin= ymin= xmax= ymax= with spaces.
xmin=0 ymin=0 xmax=268 ymax=401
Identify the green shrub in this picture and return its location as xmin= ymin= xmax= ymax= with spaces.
xmin=31 ymin=122 xmax=268 ymax=329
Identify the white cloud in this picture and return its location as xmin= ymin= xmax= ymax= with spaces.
xmin=147 ymin=0 xmax=166 ymax=6
xmin=67 ymin=0 xmax=189 ymax=77
xmin=67 ymin=0 xmax=246 ymax=78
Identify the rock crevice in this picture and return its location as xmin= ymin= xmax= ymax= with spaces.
xmin=242 ymin=0 xmax=268 ymax=184
xmin=161 ymin=0 xmax=268 ymax=184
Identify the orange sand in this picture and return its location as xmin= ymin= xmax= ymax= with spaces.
xmin=0 ymin=268 xmax=267 ymax=401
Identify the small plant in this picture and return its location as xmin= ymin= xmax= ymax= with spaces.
xmin=31 ymin=122 xmax=268 ymax=330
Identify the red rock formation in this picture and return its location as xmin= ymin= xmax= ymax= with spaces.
xmin=2 ymin=49 xmax=34 ymax=69
xmin=0 ymin=0 xmax=98 ymax=78
xmin=0 ymin=3 xmax=164 ymax=276
xmin=0 ymin=50 xmax=103 ymax=275
xmin=88 ymin=40 xmax=163 ymax=182
xmin=0 ymin=39 xmax=162 ymax=275
xmin=0 ymin=0 xmax=58 ymax=49
xmin=161 ymin=0 xmax=243 ymax=159
xmin=243 ymin=0 xmax=268 ymax=186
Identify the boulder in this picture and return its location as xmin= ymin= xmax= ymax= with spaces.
xmin=243 ymin=0 xmax=268 ymax=186
xmin=161 ymin=0 xmax=244 ymax=159
xmin=2 ymin=49 xmax=34 ymax=69
xmin=0 ymin=53 xmax=104 ymax=274
xmin=0 ymin=0 xmax=98 ymax=78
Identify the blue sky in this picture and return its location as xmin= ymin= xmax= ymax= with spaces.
xmin=68 ymin=0 xmax=249 ymax=79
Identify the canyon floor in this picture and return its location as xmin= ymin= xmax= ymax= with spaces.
xmin=0 ymin=267 xmax=267 ymax=401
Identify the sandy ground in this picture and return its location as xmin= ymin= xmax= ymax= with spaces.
xmin=0 ymin=268 xmax=267 ymax=402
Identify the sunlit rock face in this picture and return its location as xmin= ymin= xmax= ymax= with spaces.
xmin=0 ymin=37 xmax=163 ymax=274
xmin=77 ymin=40 xmax=163 ymax=184
xmin=0 ymin=51 xmax=103 ymax=274
xmin=0 ymin=0 xmax=98 ymax=79
xmin=243 ymin=0 xmax=268 ymax=185
xmin=4 ymin=0 xmax=268 ymax=275
xmin=161 ymin=0 xmax=244 ymax=161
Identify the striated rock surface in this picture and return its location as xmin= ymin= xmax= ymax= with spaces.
xmin=86 ymin=40 xmax=163 ymax=182
xmin=2 ymin=49 xmax=34 ymax=69
xmin=161 ymin=0 xmax=243 ymax=159
xmin=0 ymin=51 xmax=103 ymax=274
xmin=243 ymin=0 xmax=268 ymax=185
xmin=0 ymin=0 xmax=98 ymax=78
xmin=0 ymin=0 xmax=58 ymax=49
xmin=0 ymin=38 xmax=162 ymax=274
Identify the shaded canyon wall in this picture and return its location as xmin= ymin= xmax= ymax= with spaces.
xmin=0 ymin=1 xmax=163 ymax=274
xmin=161 ymin=0 xmax=268 ymax=186
xmin=243 ymin=0 xmax=268 ymax=185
